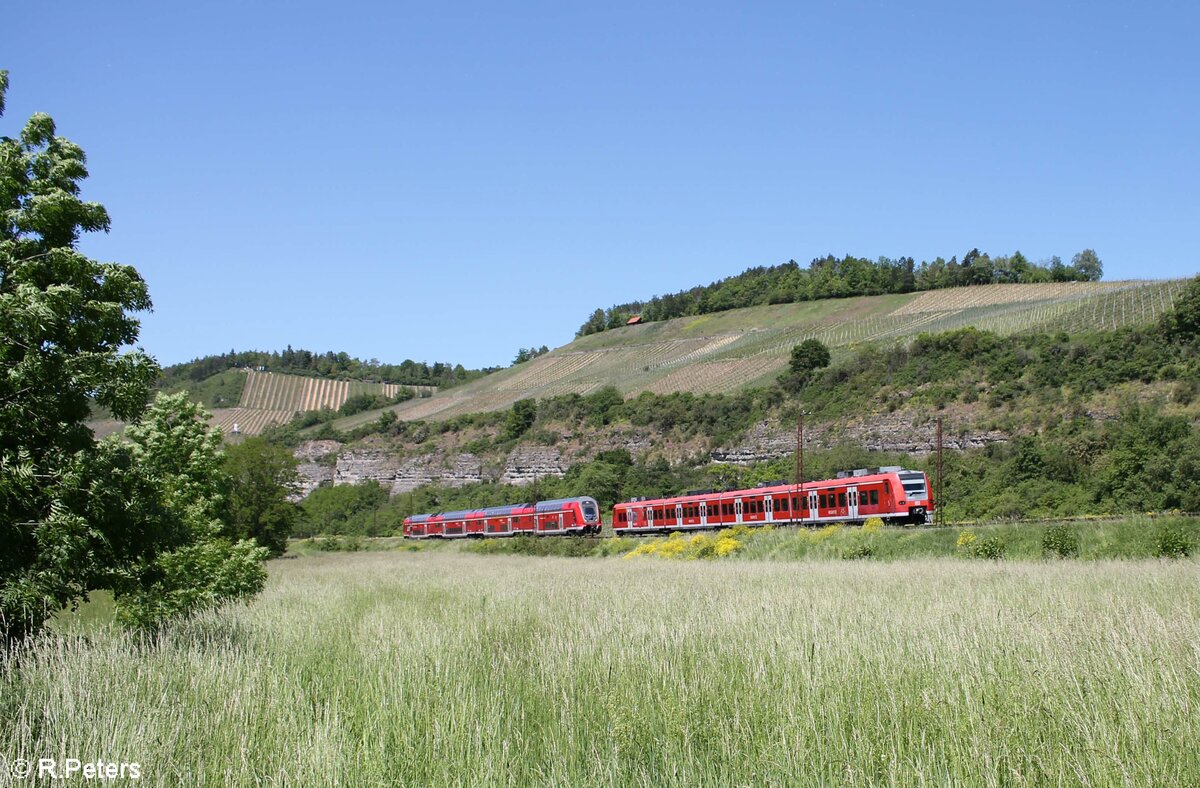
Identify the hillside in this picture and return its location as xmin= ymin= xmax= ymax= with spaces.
xmin=203 ymin=371 xmax=434 ymax=436
xmin=326 ymin=279 xmax=1188 ymax=432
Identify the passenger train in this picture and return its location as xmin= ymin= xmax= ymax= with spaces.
xmin=403 ymin=496 xmax=602 ymax=539
xmin=612 ymin=467 xmax=932 ymax=534
xmin=401 ymin=467 xmax=933 ymax=539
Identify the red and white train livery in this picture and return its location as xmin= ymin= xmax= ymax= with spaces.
xmin=612 ymin=467 xmax=933 ymax=534
xmin=403 ymin=496 xmax=601 ymax=539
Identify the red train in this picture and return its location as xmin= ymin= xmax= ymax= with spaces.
xmin=403 ymin=496 xmax=602 ymax=539
xmin=612 ymin=467 xmax=933 ymax=534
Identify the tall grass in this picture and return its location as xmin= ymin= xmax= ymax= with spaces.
xmin=3 ymin=554 xmax=1199 ymax=785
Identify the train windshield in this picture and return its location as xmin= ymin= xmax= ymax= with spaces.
xmin=899 ymin=472 xmax=927 ymax=499
xmin=582 ymin=501 xmax=598 ymax=520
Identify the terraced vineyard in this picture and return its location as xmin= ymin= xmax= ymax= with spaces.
xmin=329 ymin=278 xmax=1190 ymax=431
xmin=196 ymin=371 xmax=423 ymax=436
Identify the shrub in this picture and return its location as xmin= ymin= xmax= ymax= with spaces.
xmin=1156 ymin=523 xmax=1192 ymax=558
xmin=971 ymin=536 xmax=1006 ymax=560
xmin=956 ymin=530 xmax=977 ymax=550
xmin=1042 ymin=524 xmax=1080 ymax=558
xmin=841 ymin=542 xmax=875 ymax=560
xmin=713 ymin=536 xmax=742 ymax=557
xmin=467 ymin=536 xmax=599 ymax=558
xmin=312 ymin=535 xmax=364 ymax=552
xmin=863 ymin=517 xmax=884 ymax=533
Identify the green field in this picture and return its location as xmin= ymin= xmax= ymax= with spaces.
xmin=5 ymin=550 xmax=1198 ymax=785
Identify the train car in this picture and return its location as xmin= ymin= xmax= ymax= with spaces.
xmin=612 ymin=467 xmax=932 ymax=535
xmin=403 ymin=496 xmax=602 ymax=538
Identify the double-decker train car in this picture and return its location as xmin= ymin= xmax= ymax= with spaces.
xmin=403 ymin=496 xmax=601 ymax=539
xmin=612 ymin=467 xmax=932 ymax=535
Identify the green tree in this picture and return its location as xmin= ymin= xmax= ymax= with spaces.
xmin=1161 ymin=275 xmax=1200 ymax=344
xmin=223 ymin=437 xmax=300 ymax=556
xmin=107 ymin=393 xmax=268 ymax=629
xmin=790 ymin=339 xmax=832 ymax=376
xmin=504 ymin=399 xmax=538 ymax=440
xmin=1 ymin=71 xmax=160 ymax=639
xmin=780 ymin=339 xmax=831 ymax=392
xmin=1071 ymin=249 xmax=1103 ymax=281
xmin=0 ymin=74 xmax=265 ymax=638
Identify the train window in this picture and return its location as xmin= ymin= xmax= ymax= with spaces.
xmin=779 ymin=498 xmax=788 ymax=511
xmin=838 ymin=492 xmax=847 ymax=507
xmin=869 ymin=490 xmax=879 ymax=506
xmin=819 ymin=494 xmax=827 ymax=508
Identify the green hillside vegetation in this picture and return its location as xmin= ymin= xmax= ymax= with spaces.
xmin=161 ymin=346 xmax=495 ymax=389
xmin=323 ymin=278 xmax=1187 ymax=431
xmin=159 ymin=368 xmax=249 ymax=409
xmin=577 ymin=248 xmax=1103 ymax=335
xmin=285 ymin=275 xmax=1200 ymax=533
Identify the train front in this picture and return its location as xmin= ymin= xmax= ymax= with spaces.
xmin=896 ymin=470 xmax=934 ymax=524
xmin=579 ymin=496 xmax=602 ymax=534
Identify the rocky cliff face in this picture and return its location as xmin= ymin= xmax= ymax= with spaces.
xmin=293 ymin=409 xmax=1006 ymax=498
xmin=499 ymin=446 xmax=567 ymax=486
xmin=293 ymin=440 xmax=342 ymax=498
xmin=710 ymin=413 xmax=1007 ymax=465
xmin=295 ymin=440 xmax=569 ymax=497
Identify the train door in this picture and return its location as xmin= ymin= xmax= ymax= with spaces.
xmin=765 ymin=496 xmax=774 ymax=523
xmin=734 ymin=498 xmax=743 ymax=524
xmin=848 ymin=486 xmax=859 ymax=520
xmin=646 ymin=507 xmax=654 ymax=530
xmin=557 ymin=511 xmax=564 ymax=532
xmin=808 ymin=491 xmax=818 ymax=520
xmin=675 ymin=504 xmax=683 ymax=528
xmin=700 ymin=502 xmax=708 ymax=527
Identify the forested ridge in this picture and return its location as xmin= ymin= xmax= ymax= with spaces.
xmin=161 ymin=347 xmax=498 ymax=389
xmin=578 ymin=248 xmax=1104 ymax=336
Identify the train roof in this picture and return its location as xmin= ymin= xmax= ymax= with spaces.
xmin=534 ymin=497 xmax=593 ymax=512
xmin=480 ymin=503 xmax=532 ymax=516
xmin=614 ymin=469 xmax=928 ymax=506
xmin=409 ymin=497 xmax=598 ymax=520
xmin=441 ymin=508 xmax=484 ymax=520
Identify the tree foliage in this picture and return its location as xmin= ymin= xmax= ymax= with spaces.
xmin=107 ymin=393 xmax=267 ymax=628
xmin=223 ymin=437 xmax=300 ymax=556
xmin=780 ymin=339 xmax=831 ymax=392
xmin=0 ymin=74 xmax=264 ymax=639
xmin=577 ymin=249 xmax=1104 ymax=336
xmin=160 ymin=346 xmax=494 ymax=389
xmin=503 ymin=399 xmax=538 ymax=440
xmin=1161 ymin=275 xmax=1200 ymax=345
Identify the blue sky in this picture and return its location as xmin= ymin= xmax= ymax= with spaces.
xmin=4 ymin=1 xmax=1198 ymax=369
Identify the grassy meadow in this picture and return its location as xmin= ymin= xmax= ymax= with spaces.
xmin=4 ymin=550 xmax=1199 ymax=785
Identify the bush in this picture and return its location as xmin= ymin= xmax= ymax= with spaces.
xmin=971 ymin=536 xmax=1006 ymax=560
xmin=1156 ymin=523 xmax=1192 ymax=558
xmin=312 ymin=535 xmax=364 ymax=552
xmin=841 ymin=542 xmax=875 ymax=560
xmin=1042 ymin=524 xmax=1080 ymax=558
xmin=465 ymin=536 xmax=599 ymax=558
